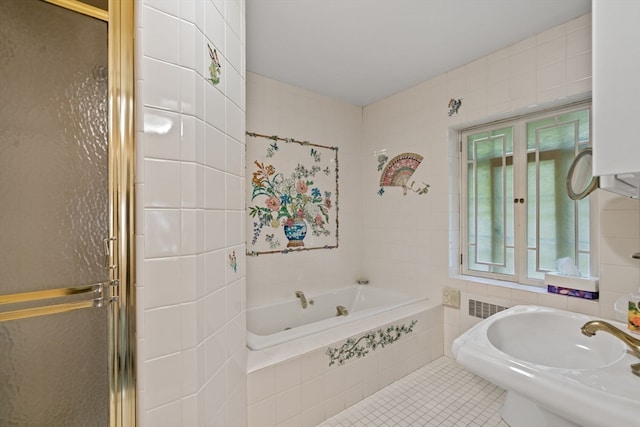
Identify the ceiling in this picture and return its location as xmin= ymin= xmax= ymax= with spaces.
xmin=246 ymin=0 xmax=592 ymax=106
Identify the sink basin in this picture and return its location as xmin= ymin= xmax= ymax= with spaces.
xmin=452 ymin=305 xmax=640 ymax=427
xmin=487 ymin=309 xmax=626 ymax=369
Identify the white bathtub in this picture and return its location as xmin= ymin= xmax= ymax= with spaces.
xmin=246 ymin=285 xmax=418 ymax=350
xmin=246 ymin=297 xmax=442 ymax=425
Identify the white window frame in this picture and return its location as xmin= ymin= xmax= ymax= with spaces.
xmin=460 ymin=103 xmax=596 ymax=287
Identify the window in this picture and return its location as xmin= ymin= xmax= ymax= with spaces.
xmin=461 ymin=105 xmax=592 ymax=286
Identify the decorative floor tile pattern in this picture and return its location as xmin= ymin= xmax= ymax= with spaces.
xmin=317 ymin=357 xmax=509 ymax=427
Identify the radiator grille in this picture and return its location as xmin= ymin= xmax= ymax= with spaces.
xmin=468 ymin=299 xmax=508 ymax=319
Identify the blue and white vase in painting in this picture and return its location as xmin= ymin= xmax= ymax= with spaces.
xmin=283 ymin=218 xmax=307 ymax=248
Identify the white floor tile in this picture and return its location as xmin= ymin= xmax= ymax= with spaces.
xmin=317 ymin=356 xmax=509 ymax=427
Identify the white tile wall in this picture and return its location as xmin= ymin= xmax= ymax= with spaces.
xmin=137 ymin=0 xmax=246 ymax=425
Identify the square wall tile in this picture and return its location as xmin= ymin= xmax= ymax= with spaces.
xmin=247 ymin=396 xmax=276 ymax=427
xmin=205 ymin=123 xmax=226 ymax=170
xmin=204 ymin=168 xmax=225 ymax=209
xmin=143 ymin=108 xmax=181 ymax=160
xmin=144 ymin=209 xmax=181 ymax=258
xmin=181 ymin=163 xmax=197 ymax=208
xmin=180 ymin=68 xmax=196 ymax=115
xmin=276 ymin=386 xmax=302 ymax=424
xmin=204 ymin=367 xmax=227 ymax=422
xmin=204 ymin=249 xmax=226 ymax=294
xmin=301 ymin=376 xmax=325 ymax=411
xmin=145 ymin=159 xmax=181 ymax=208
xmin=276 ymin=357 xmax=301 ymax=393
xmin=204 ymin=1 xmax=225 ymax=52
xmin=145 ymin=354 xmax=183 ymax=410
xmin=145 ymin=400 xmax=182 ymax=427
xmin=181 ymin=115 xmax=197 ymax=161
xmin=204 ymin=81 xmax=226 ymax=131
xmin=143 ymin=6 xmax=180 ymax=64
xmin=248 ymin=366 xmax=276 ymax=405
xmin=143 ymin=257 xmax=182 ymax=308
xmin=537 ymin=36 xmax=566 ymax=68
xmin=145 ymin=306 xmax=182 ymax=359
xmin=180 ymin=20 xmax=196 ymax=67
xmin=142 ymin=57 xmax=180 ymax=111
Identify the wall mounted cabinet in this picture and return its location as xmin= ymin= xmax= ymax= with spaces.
xmin=592 ymin=0 xmax=640 ymax=177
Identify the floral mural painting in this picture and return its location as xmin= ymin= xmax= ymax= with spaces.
xmin=247 ymin=132 xmax=339 ymax=255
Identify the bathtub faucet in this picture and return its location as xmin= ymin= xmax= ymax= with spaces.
xmin=336 ymin=305 xmax=349 ymax=316
xmin=295 ymin=291 xmax=308 ymax=309
xmin=581 ymin=320 xmax=640 ymax=376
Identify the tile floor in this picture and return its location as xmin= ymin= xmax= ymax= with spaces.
xmin=317 ymin=357 xmax=509 ymax=427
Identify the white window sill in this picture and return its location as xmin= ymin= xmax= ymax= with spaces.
xmin=450 ymin=274 xmax=548 ymax=295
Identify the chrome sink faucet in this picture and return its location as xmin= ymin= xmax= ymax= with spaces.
xmin=295 ymin=291 xmax=308 ymax=309
xmin=581 ymin=320 xmax=640 ymax=376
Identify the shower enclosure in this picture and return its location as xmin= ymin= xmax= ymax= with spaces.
xmin=0 ymin=0 xmax=135 ymax=425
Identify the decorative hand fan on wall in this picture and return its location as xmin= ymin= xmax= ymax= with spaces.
xmin=378 ymin=152 xmax=430 ymax=196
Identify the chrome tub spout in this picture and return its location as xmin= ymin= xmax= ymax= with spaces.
xmin=295 ymin=291 xmax=307 ymax=309
xmin=336 ymin=305 xmax=348 ymax=316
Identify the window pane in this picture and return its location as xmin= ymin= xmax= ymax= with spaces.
xmin=527 ymin=153 xmax=537 ymax=248
xmin=476 ymin=137 xmax=505 ymax=265
xmin=526 ymin=110 xmax=590 ymax=280
xmin=578 ymin=197 xmax=590 ymax=252
xmin=505 ymin=165 xmax=514 ymax=247
xmin=527 ymin=117 xmax=554 ymax=150
xmin=527 ymin=248 xmax=538 ymax=280
xmin=557 ymin=110 xmax=590 ymax=144
xmin=578 ymin=252 xmax=590 ymax=277
xmin=466 ymin=127 xmax=514 ymax=275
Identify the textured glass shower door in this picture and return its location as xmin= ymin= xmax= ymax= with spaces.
xmin=0 ymin=1 xmax=110 ymax=425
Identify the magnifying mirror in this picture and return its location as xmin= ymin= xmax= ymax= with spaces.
xmin=566 ymin=147 xmax=599 ymax=200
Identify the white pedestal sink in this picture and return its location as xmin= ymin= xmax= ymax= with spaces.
xmin=487 ymin=308 xmax=626 ymax=369
xmin=452 ymin=305 xmax=640 ymax=427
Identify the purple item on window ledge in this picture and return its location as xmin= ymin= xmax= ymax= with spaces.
xmin=547 ymin=285 xmax=598 ymax=300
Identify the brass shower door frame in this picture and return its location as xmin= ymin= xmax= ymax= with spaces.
xmin=0 ymin=1 xmax=136 ymax=424
xmin=107 ymin=1 xmax=136 ymax=426
xmin=42 ymin=1 xmax=138 ymax=426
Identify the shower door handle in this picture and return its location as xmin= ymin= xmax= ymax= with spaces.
xmin=0 ymin=281 xmax=118 ymax=323
xmin=104 ymin=236 xmax=116 ymax=269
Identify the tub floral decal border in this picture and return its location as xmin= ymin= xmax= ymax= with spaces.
xmin=325 ymin=320 xmax=418 ymax=366
xmin=247 ymin=132 xmax=339 ymax=256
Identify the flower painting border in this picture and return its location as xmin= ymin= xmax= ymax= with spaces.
xmin=246 ymin=132 xmax=339 ymax=255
